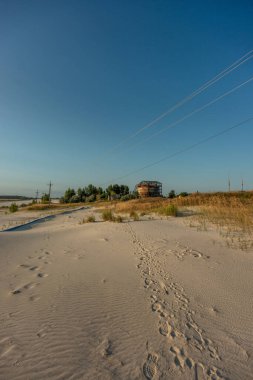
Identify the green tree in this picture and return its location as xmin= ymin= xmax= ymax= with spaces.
xmin=179 ymin=192 xmax=189 ymax=197
xmin=77 ymin=188 xmax=86 ymax=202
xmin=168 ymin=190 xmax=176 ymax=199
xmin=63 ymin=188 xmax=76 ymax=203
xmin=41 ymin=193 xmax=50 ymax=203
xmin=85 ymin=184 xmax=98 ymax=197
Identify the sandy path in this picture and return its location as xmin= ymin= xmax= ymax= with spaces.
xmin=0 ymin=209 xmax=252 ymax=379
xmin=126 ymin=218 xmax=253 ymax=379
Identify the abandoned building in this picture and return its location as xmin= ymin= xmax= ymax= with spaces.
xmin=136 ymin=180 xmax=162 ymax=198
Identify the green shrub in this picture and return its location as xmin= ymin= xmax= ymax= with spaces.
xmin=9 ymin=203 xmax=18 ymax=213
xmin=158 ymin=204 xmax=178 ymax=217
xmin=41 ymin=193 xmax=50 ymax=203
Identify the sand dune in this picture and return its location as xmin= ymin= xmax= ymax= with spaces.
xmin=0 ymin=208 xmax=252 ymax=379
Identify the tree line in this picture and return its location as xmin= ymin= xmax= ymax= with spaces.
xmin=60 ymin=184 xmax=135 ymax=203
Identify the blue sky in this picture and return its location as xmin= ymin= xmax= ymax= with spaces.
xmin=0 ymin=0 xmax=252 ymax=196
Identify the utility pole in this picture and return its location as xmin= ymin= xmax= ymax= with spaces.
xmin=228 ymin=177 xmax=231 ymax=192
xmin=35 ymin=189 xmax=39 ymax=203
xmin=47 ymin=181 xmax=53 ymax=204
xmin=241 ymin=179 xmax=244 ymax=192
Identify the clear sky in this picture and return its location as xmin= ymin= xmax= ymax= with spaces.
xmin=1 ymin=0 xmax=253 ymax=197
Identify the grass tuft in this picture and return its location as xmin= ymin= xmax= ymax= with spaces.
xmin=114 ymin=215 xmax=123 ymax=223
xmin=129 ymin=210 xmax=140 ymax=221
xmin=102 ymin=209 xmax=115 ymax=221
xmin=86 ymin=215 xmax=96 ymax=223
xmin=101 ymin=209 xmax=123 ymax=222
xmin=158 ymin=204 xmax=178 ymax=217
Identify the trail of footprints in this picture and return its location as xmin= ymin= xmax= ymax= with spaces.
xmin=127 ymin=224 xmax=224 ymax=380
xmin=11 ymin=249 xmax=52 ymax=299
xmin=154 ymin=239 xmax=210 ymax=262
xmin=169 ymin=242 xmax=210 ymax=262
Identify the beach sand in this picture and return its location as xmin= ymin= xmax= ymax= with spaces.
xmin=0 ymin=208 xmax=252 ymax=379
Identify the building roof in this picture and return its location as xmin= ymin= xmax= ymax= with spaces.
xmin=136 ymin=180 xmax=162 ymax=186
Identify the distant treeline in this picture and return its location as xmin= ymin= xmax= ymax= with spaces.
xmin=60 ymin=184 xmax=136 ymax=203
xmin=0 ymin=195 xmax=32 ymax=200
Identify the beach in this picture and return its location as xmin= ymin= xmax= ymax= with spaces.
xmin=0 ymin=208 xmax=252 ymax=379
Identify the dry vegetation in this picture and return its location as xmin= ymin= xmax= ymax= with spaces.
xmin=96 ymin=192 xmax=253 ymax=248
xmin=25 ymin=203 xmax=85 ymax=211
xmin=174 ymin=191 xmax=253 ymax=232
xmin=101 ymin=209 xmax=123 ymax=223
xmin=175 ymin=192 xmax=253 ymax=249
xmin=80 ymin=215 xmax=96 ymax=224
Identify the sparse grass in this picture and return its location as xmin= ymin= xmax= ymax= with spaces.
xmin=129 ymin=210 xmax=140 ymax=221
xmin=176 ymin=191 xmax=253 ymax=250
xmin=102 ymin=209 xmax=115 ymax=221
xmin=26 ymin=203 xmax=85 ymax=211
xmin=157 ymin=204 xmax=178 ymax=217
xmin=101 ymin=209 xmax=123 ymax=223
xmin=189 ymin=194 xmax=253 ymax=234
xmin=86 ymin=215 xmax=96 ymax=223
xmin=79 ymin=215 xmax=96 ymax=224
xmin=114 ymin=215 xmax=123 ymax=223
xmin=114 ymin=197 xmax=165 ymax=214
xmin=112 ymin=192 xmax=253 ymax=230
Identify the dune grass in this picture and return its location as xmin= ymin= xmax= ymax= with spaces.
xmin=157 ymin=204 xmax=178 ymax=217
xmin=80 ymin=215 xmax=96 ymax=224
xmin=25 ymin=202 xmax=85 ymax=211
xmin=174 ymin=192 xmax=253 ymax=233
xmin=101 ymin=209 xmax=123 ymax=223
xmin=129 ymin=210 xmax=140 ymax=221
xmin=102 ymin=192 xmax=253 ymax=239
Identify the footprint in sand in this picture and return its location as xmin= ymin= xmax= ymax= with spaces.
xmin=38 ymin=256 xmax=46 ymax=260
xmin=158 ymin=320 xmax=171 ymax=337
xmin=29 ymin=295 xmax=40 ymax=302
xmin=30 ymin=266 xmax=39 ymax=271
xmin=101 ymin=339 xmax=113 ymax=357
xmin=19 ymin=264 xmax=30 ymax=269
xmin=143 ymin=353 xmax=159 ymax=379
xmin=37 ymin=272 xmax=48 ymax=278
xmin=11 ymin=282 xmax=39 ymax=295
xmin=19 ymin=264 xmax=40 ymax=271
xmin=12 ymin=289 xmax=22 ymax=295
xmin=170 ymin=346 xmax=191 ymax=370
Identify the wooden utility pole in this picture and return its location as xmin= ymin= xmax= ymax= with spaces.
xmin=48 ymin=181 xmax=53 ymax=204
xmin=241 ymin=179 xmax=244 ymax=192
xmin=228 ymin=177 xmax=231 ymax=192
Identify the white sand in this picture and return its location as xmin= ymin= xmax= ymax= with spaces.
xmin=0 ymin=208 xmax=252 ymax=379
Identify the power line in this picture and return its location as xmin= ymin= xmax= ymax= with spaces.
xmin=101 ymin=117 xmax=253 ymax=185
xmin=106 ymin=49 xmax=253 ymax=155
xmin=118 ymin=75 xmax=253 ymax=153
